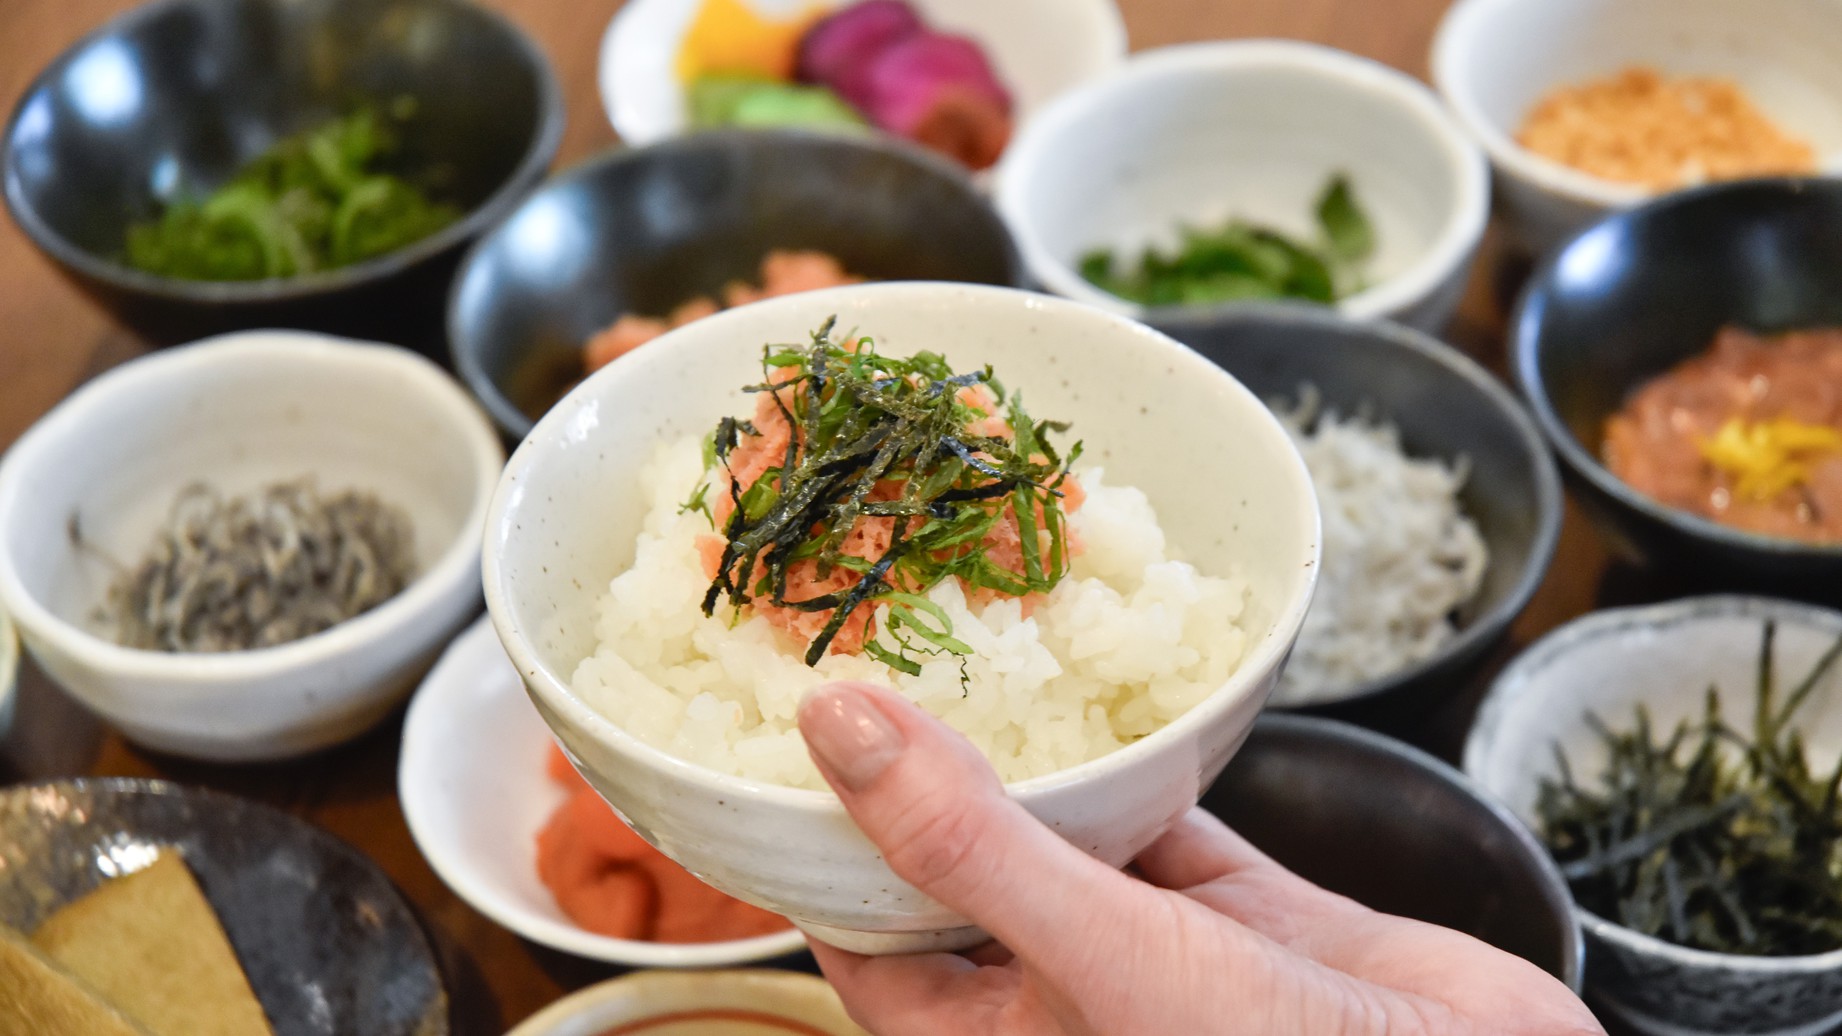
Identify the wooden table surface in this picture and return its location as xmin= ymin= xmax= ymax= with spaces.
xmin=0 ymin=0 xmax=1633 ymax=1031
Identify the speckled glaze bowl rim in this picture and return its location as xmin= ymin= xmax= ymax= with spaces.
xmin=1464 ymin=594 xmax=1842 ymax=974
xmin=446 ymin=128 xmax=1028 ymax=440
xmin=1150 ymin=301 xmax=1564 ymax=709
xmin=0 ymin=775 xmax=451 ymax=1028
xmin=483 ymin=280 xmax=1322 ymax=813
xmin=0 ymin=331 xmax=505 ymax=680
xmin=1511 ymin=177 xmax=1842 ymax=561
xmin=507 ymin=969 xmax=858 ymax=1036
xmin=0 ymin=0 xmax=565 ymax=304
xmin=1430 ymin=0 xmax=1672 ymax=212
xmin=1253 ymin=712 xmax=1586 ymax=992
xmin=995 ymin=39 xmax=1491 ymax=324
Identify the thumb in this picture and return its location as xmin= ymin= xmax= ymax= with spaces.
xmin=797 ymin=681 xmax=1156 ymax=959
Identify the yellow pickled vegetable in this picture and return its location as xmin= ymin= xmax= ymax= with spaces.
xmin=676 ymin=0 xmax=822 ymax=83
xmin=1698 ymin=417 xmax=1842 ymax=501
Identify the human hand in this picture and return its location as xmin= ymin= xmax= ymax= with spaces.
xmin=796 ymin=681 xmax=1606 ymax=1036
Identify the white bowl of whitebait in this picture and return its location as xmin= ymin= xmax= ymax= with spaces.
xmin=0 ymin=330 xmax=504 ymax=762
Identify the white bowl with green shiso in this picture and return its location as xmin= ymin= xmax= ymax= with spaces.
xmin=0 ymin=331 xmax=504 ymax=762
xmin=1466 ymin=596 xmax=1842 ymax=1036
xmin=484 ymin=281 xmax=1320 ymax=954
xmin=996 ymin=40 xmax=1489 ymax=335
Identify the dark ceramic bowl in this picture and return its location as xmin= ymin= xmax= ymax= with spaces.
xmin=1514 ymin=178 xmax=1842 ymax=599
xmin=1204 ymin=714 xmax=1584 ymax=992
xmin=448 ymin=130 xmax=1026 ymax=439
xmin=0 ymin=778 xmax=448 ymax=1035
xmin=1152 ymin=304 xmax=1562 ymax=721
xmin=2 ymin=0 xmax=562 ymax=352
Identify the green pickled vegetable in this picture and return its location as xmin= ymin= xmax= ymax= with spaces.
xmin=1078 ymin=174 xmax=1375 ymax=307
xmin=123 ymin=105 xmax=460 ymax=281
xmin=687 ymin=75 xmax=868 ymax=132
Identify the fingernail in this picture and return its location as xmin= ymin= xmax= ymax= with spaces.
xmin=800 ymin=684 xmax=906 ymax=792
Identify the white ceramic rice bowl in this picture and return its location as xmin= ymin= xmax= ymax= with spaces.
xmin=484 ymin=282 xmax=1319 ymax=953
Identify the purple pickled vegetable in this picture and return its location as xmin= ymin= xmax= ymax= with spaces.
xmin=862 ymin=31 xmax=1011 ymax=133
xmin=796 ymin=0 xmax=923 ymax=109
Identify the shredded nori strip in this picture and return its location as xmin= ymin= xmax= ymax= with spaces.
xmin=698 ymin=319 xmax=1080 ymax=667
xmin=1537 ymin=620 xmax=1842 ymax=956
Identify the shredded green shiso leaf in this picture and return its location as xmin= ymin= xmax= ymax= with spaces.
xmin=123 ymin=103 xmax=460 ymax=281
xmin=1537 ymin=620 xmax=1842 ymax=956
xmin=697 ymin=318 xmax=1081 ymax=672
xmin=1078 ymin=173 xmax=1375 ymax=307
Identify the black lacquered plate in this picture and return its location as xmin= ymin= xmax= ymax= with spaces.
xmin=0 ymin=778 xmax=449 ymax=1036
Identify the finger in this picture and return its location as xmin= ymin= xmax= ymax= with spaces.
xmin=798 ymin=681 xmax=1156 ymax=960
xmin=1132 ymin=807 xmax=1281 ymax=890
xmin=810 ymin=940 xmax=1000 ymax=1036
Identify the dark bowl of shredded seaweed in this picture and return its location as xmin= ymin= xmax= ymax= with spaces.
xmin=1 ymin=0 xmax=563 ymax=352
xmin=1466 ymin=596 xmax=1842 ymax=1036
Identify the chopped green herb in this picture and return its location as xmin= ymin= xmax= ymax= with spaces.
xmin=123 ymin=105 xmax=459 ymax=281
xmin=1537 ymin=620 xmax=1842 ymax=956
xmin=1078 ymin=174 xmax=1374 ymax=307
xmin=699 ymin=319 xmax=1080 ymax=669
xmin=678 ymin=481 xmax=715 ymax=527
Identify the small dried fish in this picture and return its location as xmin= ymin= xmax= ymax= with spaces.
xmin=97 ymin=480 xmax=415 ymax=653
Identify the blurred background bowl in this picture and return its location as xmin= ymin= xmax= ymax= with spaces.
xmin=1154 ymin=304 xmax=1560 ymax=725
xmin=448 ymin=130 xmax=1026 ymax=440
xmin=996 ymin=40 xmax=1488 ymax=335
xmin=485 ymin=281 xmax=1319 ymax=954
xmin=1513 ymin=178 xmax=1842 ymax=600
xmin=2 ymin=0 xmax=562 ymax=352
xmin=400 ymin=617 xmax=809 ymax=968
xmin=1465 ymin=596 xmax=1842 ymax=1036
xmin=0 ymin=331 xmax=503 ymax=762
xmin=0 ymin=607 xmax=16 ymax=751
xmin=1205 ymin=713 xmax=1583 ymax=991
xmin=599 ymin=0 xmax=1126 ymax=155
xmin=1433 ymin=0 xmax=1842 ymax=256
xmin=508 ymin=971 xmax=865 ymax=1036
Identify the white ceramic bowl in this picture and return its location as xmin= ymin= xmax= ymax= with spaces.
xmin=995 ymin=40 xmax=1489 ymax=335
xmin=508 ymin=970 xmax=866 ymax=1036
xmin=1465 ymin=596 xmax=1842 ymax=1036
xmin=1433 ymin=0 xmax=1842 ymax=257
xmin=400 ymin=616 xmax=807 ymax=967
xmin=599 ymin=0 xmax=1126 ymax=152
xmin=0 ymin=331 xmax=504 ymax=762
xmin=484 ymin=281 xmax=1319 ymax=954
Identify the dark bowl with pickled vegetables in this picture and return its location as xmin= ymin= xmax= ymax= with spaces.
xmin=447 ymin=130 xmax=1025 ymax=440
xmin=2 ymin=0 xmax=563 ymax=351
xmin=1466 ymin=596 xmax=1842 ymax=1036
xmin=1514 ymin=178 xmax=1842 ymax=602
xmin=1151 ymin=304 xmax=1562 ymax=727
xmin=1203 ymin=714 xmax=1584 ymax=992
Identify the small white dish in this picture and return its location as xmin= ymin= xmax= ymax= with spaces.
xmin=1433 ymin=0 xmax=1842 ymax=256
xmin=399 ymin=615 xmax=807 ymax=967
xmin=599 ymin=0 xmax=1126 ymax=153
xmin=484 ymin=281 xmax=1319 ymax=954
xmin=508 ymin=970 xmax=866 ymax=1036
xmin=0 ymin=331 xmax=503 ymax=762
xmin=995 ymin=40 xmax=1489 ymax=335
xmin=1466 ymin=596 xmax=1842 ymax=1036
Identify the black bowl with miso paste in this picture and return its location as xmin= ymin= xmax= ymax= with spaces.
xmin=2 ymin=0 xmax=563 ymax=353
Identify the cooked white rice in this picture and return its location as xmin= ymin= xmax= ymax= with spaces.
xmin=1273 ymin=388 xmax=1488 ymax=704
xmin=569 ymin=437 xmax=1251 ymax=789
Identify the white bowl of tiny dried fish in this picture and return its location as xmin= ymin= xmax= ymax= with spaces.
xmin=1466 ymin=596 xmax=1842 ymax=1036
xmin=0 ymin=330 xmax=504 ymax=761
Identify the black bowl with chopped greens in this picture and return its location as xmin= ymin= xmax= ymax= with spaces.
xmin=2 ymin=0 xmax=562 ymax=351
xmin=448 ymin=130 xmax=1025 ymax=439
